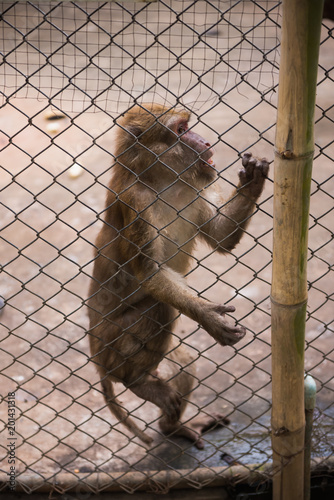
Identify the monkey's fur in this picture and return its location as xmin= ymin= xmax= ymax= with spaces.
xmin=88 ymin=103 xmax=269 ymax=448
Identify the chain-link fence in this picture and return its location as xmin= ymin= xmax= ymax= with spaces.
xmin=0 ymin=0 xmax=333 ymax=496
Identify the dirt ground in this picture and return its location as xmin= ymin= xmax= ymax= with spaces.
xmin=0 ymin=0 xmax=333 ymax=485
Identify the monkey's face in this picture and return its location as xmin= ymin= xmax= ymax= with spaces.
xmin=167 ymin=116 xmax=216 ymax=183
xmin=117 ymin=105 xmax=217 ymax=186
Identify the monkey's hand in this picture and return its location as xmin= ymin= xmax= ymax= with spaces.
xmin=238 ymin=153 xmax=269 ymax=200
xmin=199 ymin=303 xmax=246 ymax=347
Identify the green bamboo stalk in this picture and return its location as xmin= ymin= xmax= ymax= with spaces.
xmin=271 ymin=1 xmax=324 ymax=499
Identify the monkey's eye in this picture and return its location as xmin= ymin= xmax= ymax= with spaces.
xmin=177 ymin=123 xmax=188 ymax=135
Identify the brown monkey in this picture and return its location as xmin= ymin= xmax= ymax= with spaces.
xmin=88 ymin=103 xmax=269 ymax=448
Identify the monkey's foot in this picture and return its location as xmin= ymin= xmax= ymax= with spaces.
xmin=160 ymin=412 xmax=230 ymax=450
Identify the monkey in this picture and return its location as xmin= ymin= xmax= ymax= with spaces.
xmin=87 ymin=103 xmax=269 ymax=449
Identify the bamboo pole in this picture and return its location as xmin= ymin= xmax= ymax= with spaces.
xmin=271 ymin=1 xmax=324 ymax=500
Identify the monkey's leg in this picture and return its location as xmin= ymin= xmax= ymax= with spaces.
xmin=129 ymin=374 xmax=183 ymax=423
xmin=101 ymin=376 xmax=153 ymax=445
xmin=159 ymin=343 xmax=230 ymax=449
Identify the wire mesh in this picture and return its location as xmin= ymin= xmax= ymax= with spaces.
xmin=0 ymin=0 xmax=333 ymax=495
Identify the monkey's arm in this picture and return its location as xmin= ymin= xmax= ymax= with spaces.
xmin=117 ymin=189 xmax=247 ymax=346
xmin=137 ymin=260 xmax=245 ymax=347
xmin=200 ymin=154 xmax=269 ymax=252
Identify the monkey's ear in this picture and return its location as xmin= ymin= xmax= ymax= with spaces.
xmin=125 ymin=125 xmax=142 ymax=138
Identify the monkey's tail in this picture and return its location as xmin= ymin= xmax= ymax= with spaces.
xmin=101 ymin=379 xmax=153 ymax=445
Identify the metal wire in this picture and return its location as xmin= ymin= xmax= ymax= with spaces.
xmin=0 ymin=0 xmax=333 ymax=495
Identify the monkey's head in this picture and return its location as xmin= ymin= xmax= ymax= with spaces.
xmin=115 ymin=104 xmax=216 ymax=186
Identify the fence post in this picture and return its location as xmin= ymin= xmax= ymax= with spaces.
xmin=271 ymin=1 xmax=324 ymax=499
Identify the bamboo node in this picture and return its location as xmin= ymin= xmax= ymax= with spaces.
xmin=282 ymin=150 xmax=294 ymax=159
xmin=272 ymin=426 xmax=304 ymax=436
xmin=274 ymin=426 xmax=289 ymax=437
xmin=272 ymin=446 xmax=304 ymax=460
xmin=274 ymin=148 xmax=314 ymax=160
xmin=270 ymin=295 xmax=308 ymax=309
